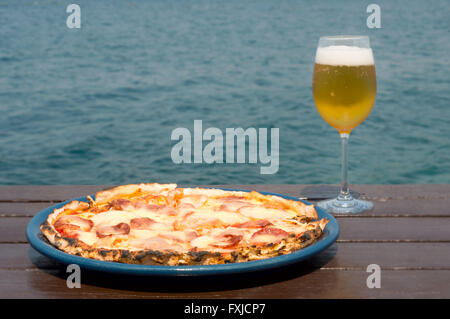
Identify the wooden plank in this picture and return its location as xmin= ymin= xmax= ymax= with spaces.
xmin=0 ymin=185 xmax=299 ymax=202
xmin=320 ymin=242 xmax=450 ymax=269
xmin=0 ymin=218 xmax=30 ymax=242
xmin=1 ymin=184 xmax=449 ymax=202
xmin=5 ymin=216 xmax=450 ymax=243
xmin=337 ymin=217 xmax=450 ymax=242
xmin=1 ymin=185 xmax=449 ymax=218
xmin=0 ymin=244 xmax=62 ymax=269
xmin=352 ymin=184 xmax=450 ymax=200
xmin=329 ymin=198 xmax=450 ymax=217
xmin=0 ymin=202 xmax=56 ymax=217
xmin=1 ymin=197 xmax=449 ymax=217
xmin=0 ymin=185 xmax=111 ymax=202
xmin=219 ymin=184 xmax=450 ymax=200
xmin=0 ymin=268 xmax=448 ymax=298
xmin=3 ymin=243 xmax=450 ymax=271
xmin=296 ymin=184 xmax=450 ymax=200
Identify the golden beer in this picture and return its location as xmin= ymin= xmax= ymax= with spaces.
xmin=312 ymin=37 xmax=376 ymax=214
xmin=313 ymin=47 xmax=376 ymax=133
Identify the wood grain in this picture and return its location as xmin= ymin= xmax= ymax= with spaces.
xmin=0 ymin=185 xmax=111 ymax=202
xmin=337 ymin=217 xmax=450 ymax=241
xmin=0 ymin=218 xmax=30 ymax=242
xmin=0 ymin=202 xmax=56 ymax=217
xmin=0 ymin=268 xmax=448 ymax=298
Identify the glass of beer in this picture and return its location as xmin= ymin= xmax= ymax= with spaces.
xmin=312 ymin=35 xmax=376 ymax=213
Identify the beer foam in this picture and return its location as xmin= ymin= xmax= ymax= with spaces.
xmin=315 ymin=45 xmax=374 ymax=66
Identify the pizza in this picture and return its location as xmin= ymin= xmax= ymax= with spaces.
xmin=41 ymin=183 xmax=328 ymax=266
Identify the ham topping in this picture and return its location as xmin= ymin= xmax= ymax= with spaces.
xmin=96 ymin=223 xmax=130 ymax=238
xmin=216 ymin=198 xmax=251 ymax=212
xmin=158 ymin=230 xmax=198 ymax=243
xmin=108 ymin=198 xmax=131 ymax=210
xmin=130 ymin=217 xmax=156 ymax=230
xmin=55 ymin=224 xmax=80 ymax=238
xmin=54 ymin=215 xmax=93 ymax=232
xmin=250 ymin=227 xmax=290 ymax=244
xmin=179 ymin=194 xmax=208 ymax=208
xmin=232 ymin=219 xmax=272 ymax=228
xmin=157 ymin=206 xmax=178 ymax=216
xmin=211 ymin=229 xmax=244 ymax=248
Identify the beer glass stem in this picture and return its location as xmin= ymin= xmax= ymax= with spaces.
xmin=338 ymin=133 xmax=351 ymax=201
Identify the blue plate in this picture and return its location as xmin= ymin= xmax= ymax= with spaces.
xmin=27 ymin=188 xmax=339 ymax=276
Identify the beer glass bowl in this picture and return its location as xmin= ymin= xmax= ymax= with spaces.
xmin=312 ymin=35 xmax=376 ymax=214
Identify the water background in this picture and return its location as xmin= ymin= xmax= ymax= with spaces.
xmin=1 ymin=0 xmax=449 ymax=185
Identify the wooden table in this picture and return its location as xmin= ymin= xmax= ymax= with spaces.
xmin=1 ymin=184 xmax=449 ymax=299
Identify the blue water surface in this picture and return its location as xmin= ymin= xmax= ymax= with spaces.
xmin=0 ymin=0 xmax=449 ymax=185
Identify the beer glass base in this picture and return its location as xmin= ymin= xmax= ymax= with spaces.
xmin=316 ymin=197 xmax=373 ymax=214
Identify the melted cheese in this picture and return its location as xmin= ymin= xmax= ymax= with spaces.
xmin=76 ymin=231 xmax=99 ymax=246
xmin=190 ymin=208 xmax=250 ymax=225
xmin=238 ymin=206 xmax=296 ymax=220
xmin=90 ymin=210 xmax=134 ymax=227
xmin=191 ymin=235 xmax=215 ymax=249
